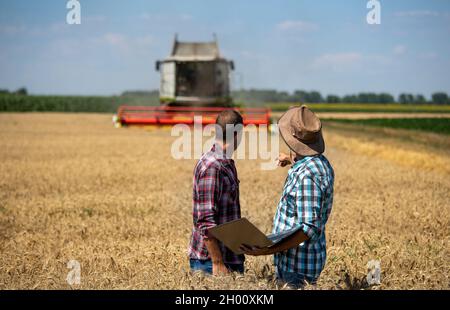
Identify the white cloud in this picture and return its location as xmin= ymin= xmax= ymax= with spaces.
xmin=49 ymin=22 xmax=71 ymax=34
xmin=0 ymin=25 xmax=26 ymax=35
xmin=140 ymin=13 xmax=153 ymax=21
xmin=135 ymin=35 xmax=154 ymax=48
xmin=41 ymin=32 xmax=156 ymax=64
xmin=312 ymin=52 xmax=362 ymax=70
xmin=240 ymin=50 xmax=267 ymax=60
xmin=180 ymin=14 xmax=193 ymax=21
xmin=140 ymin=12 xmax=193 ymax=22
xmin=393 ymin=45 xmax=407 ymax=56
xmin=419 ymin=52 xmax=438 ymax=59
xmin=100 ymin=33 xmax=154 ymax=54
xmin=104 ymin=33 xmax=127 ymax=47
xmin=84 ymin=15 xmax=107 ymax=23
xmin=3 ymin=22 xmax=73 ymax=37
xmin=84 ymin=15 xmax=106 ymax=23
xmin=276 ymin=20 xmax=318 ymax=32
xmin=395 ymin=10 xmax=440 ymax=17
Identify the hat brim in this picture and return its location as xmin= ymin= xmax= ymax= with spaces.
xmin=277 ymin=107 xmax=325 ymax=156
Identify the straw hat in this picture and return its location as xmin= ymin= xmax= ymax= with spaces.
xmin=277 ymin=105 xmax=325 ymax=156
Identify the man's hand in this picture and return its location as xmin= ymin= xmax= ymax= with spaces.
xmin=212 ymin=261 xmax=229 ymax=275
xmin=239 ymin=244 xmax=272 ymax=256
xmin=241 ymin=231 xmax=309 ymax=257
xmin=205 ymin=235 xmax=229 ymax=275
xmin=277 ymin=153 xmax=292 ymax=167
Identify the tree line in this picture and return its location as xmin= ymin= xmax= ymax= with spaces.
xmin=1 ymin=88 xmax=449 ymax=113
xmin=231 ymin=89 xmax=450 ymax=105
xmin=0 ymin=89 xmax=160 ymax=113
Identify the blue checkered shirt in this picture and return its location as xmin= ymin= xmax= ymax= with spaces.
xmin=272 ymin=154 xmax=334 ymax=280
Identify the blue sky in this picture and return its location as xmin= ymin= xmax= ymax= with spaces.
xmin=0 ymin=0 xmax=449 ymax=97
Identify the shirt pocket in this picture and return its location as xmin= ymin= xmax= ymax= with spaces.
xmin=280 ymin=190 xmax=296 ymax=219
xmin=284 ymin=200 xmax=297 ymax=219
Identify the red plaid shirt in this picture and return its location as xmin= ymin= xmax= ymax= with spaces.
xmin=188 ymin=145 xmax=245 ymax=264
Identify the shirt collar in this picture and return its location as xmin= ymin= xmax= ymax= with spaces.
xmin=291 ymin=155 xmax=318 ymax=171
xmin=211 ymin=143 xmax=234 ymax=161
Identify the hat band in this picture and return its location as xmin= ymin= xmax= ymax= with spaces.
xmin=292 ymin=130 xmax=319 ymax=143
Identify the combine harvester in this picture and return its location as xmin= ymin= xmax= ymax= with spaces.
xmin=114 ymin=35 xmax=271 ymax=127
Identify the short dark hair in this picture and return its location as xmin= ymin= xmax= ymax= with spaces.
xmin=215 ymin=109 xmax=243 ymax=142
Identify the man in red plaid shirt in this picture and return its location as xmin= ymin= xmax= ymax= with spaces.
xmin=188 ymin=110 xmax=245 ymax=275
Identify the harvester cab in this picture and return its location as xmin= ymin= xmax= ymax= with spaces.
xmin=155 ymin=34 xmax=233 ymax=107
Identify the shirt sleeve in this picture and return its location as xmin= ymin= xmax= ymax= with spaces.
xmin=196 ymin=165 xmax=221 ymax=236
xmin=295 ymin=175 xmax=323 ymax=242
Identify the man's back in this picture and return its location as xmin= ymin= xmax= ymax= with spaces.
xmin=189 ymin=145 xmax=244 ymax=264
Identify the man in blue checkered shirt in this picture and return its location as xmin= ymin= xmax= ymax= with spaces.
xmin=242 ymin=105 xmax=334 ymax=288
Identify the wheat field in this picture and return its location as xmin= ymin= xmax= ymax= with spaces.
xmin=0 ymin=113 xmax=448 ymax=289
